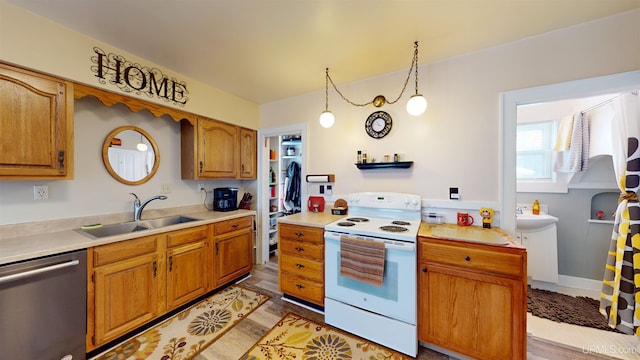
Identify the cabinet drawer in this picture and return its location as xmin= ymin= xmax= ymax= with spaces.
xmin=280 ymin=238 xmax=323 ymax=259
xmin=166 ymin=225 xmax=209 ymax=247
xmin=420 ymin=240 xmax=524 ymax=277
xmin=214 ymin=216 xmax=252 ymax=235
xmin=279 ymin=224 xmax=324 ymax=244
xmin=93 ymin=235 xmax=158 ymax=267
xmin=280 ymin=256 xmax=323 ymax=282
xmin=281 ymin=273 xmax=324 ymax=305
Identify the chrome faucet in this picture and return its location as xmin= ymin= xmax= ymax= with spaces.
xmin=131 ymin=193 xmax=168 ymax=221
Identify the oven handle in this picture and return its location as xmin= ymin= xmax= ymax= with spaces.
xmin=325 ymin=232 xmax=416 ymax=252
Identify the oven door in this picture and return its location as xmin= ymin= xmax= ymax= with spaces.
xmin=324 ymin=231 xmax=416 ymax=324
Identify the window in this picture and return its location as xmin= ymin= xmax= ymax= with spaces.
xmin=516 ymin=121 xmax=555 ymax=181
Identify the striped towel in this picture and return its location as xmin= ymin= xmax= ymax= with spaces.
xmin=339 ymin=236 xmax=385 ymax=287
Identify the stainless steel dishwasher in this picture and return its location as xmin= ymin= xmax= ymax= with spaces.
xmin=0 ymin=249 xmax=87 ymax=360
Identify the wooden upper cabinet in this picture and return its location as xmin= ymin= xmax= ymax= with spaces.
xmin=239 ymin=127 xmax=257 ymax=179
xmin=181 ymin=117 xmax=257 ymax=180
xmin=199 ymin=119 xmax=238 ymax=178
xmin=0 ymin=63 xmax=73 ymax=179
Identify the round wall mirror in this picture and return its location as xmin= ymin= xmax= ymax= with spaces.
xmin=102 ymin=126 xmax=160 ymax=185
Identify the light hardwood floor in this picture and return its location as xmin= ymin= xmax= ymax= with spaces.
xmin=195 ymin=257 xmax=620 ymax=360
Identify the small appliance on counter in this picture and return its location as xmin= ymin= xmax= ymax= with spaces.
xmin=214 ymin=187 xmax=238 ymax=211
xmin=331 ymin=198 xmax=348 ymax=215
xmin=308 ymin=196 xmax=325 ymax=212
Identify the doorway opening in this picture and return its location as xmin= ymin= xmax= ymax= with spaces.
xmin=257 ymin=124 xmax=307 ymax=265
xmin=501 ymin=71 xmax=640 ymax=357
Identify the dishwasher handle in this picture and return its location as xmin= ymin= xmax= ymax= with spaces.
xmin=0 ymin=259 xmax=80 ymax=284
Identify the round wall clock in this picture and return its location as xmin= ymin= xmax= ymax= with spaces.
xmin=365 ymin=111 xmax=392 ymax=139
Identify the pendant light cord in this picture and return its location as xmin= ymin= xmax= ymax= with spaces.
xmin=326 ymin=42 xmax=419 ymax=107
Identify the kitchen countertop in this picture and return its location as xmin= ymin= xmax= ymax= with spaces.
xmin=277 ymin=211 xmax=345 ymax=228
xmin=419 ymin=222 xmax=522 ymax=247
xmin=0 ymin=209 xmax=256 ymax=266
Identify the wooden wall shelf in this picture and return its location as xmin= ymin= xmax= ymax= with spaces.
xmin=355 ymin=161 xmax=413 ymax=169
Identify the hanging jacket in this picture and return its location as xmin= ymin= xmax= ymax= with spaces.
xmin=285 ymin=161 xmax=301 ymax=207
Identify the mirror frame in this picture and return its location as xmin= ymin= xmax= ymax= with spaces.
xmin=102 ymin=126 xmax=160 ymax=185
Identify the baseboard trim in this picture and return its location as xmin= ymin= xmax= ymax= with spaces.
xmin=558 ymin=275 xmax=602 ymax=292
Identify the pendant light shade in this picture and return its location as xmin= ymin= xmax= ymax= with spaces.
xmin=406 ymin=94 xmax=427 ymax=116
xmin=319 ymin=110 xmax=335 ymax=128
xmin=136 ymin=134 xmax=148 ymax=151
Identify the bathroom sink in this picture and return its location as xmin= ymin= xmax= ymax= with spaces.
xmin=431 ymin=226 xmax=510 ymax=245
xmin=78 ymin=215 xmax=200 ymax=238
xmin=516 ymin=212 xmax=558 ymax=231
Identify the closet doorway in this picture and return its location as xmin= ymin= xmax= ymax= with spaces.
xmin=257 ymin=124 xmax=307 ymax=265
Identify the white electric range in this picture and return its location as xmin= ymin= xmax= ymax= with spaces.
xmin=324 ymin=192 xmax=421 ymax=357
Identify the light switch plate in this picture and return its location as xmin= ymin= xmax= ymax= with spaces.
xmin=449 ymin=187 xmax=459 ymax=200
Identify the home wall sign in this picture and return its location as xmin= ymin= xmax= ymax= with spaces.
xmin=91 ymin=47 xmax=189 ymax=106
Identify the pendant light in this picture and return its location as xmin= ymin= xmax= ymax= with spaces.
xmin=319 ymin=41 xmax=427 ymax=128
xmin=319 ymin=68 xmax=335 ymax=128
xmin=136 ymin=134 xmax=148 ymax=151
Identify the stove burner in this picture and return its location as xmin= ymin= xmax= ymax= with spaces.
xmin=379 ymin=225 xmax=409 ymax=233
xmin=391 ymin=220 xmax=411 ymax=226
xmin=346 ymin=217 xmax=369 ymax=222
xmin=337 ymin=222 xmax=356 ymax=227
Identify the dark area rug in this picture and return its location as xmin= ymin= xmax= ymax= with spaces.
xmin=527 ymin=287 xmax=622 ymax=333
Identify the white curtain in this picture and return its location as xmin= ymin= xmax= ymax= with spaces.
xmin=600 ymin=92 xmax=640 ymax=336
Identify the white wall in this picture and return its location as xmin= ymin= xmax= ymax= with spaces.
xmin=260 ymin=10 xmax=640 ymax=205
xmin=0 ymin=97 xmax=252 ymax=225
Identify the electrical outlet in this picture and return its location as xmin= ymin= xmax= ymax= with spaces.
xmin=198 ymin=183 xmax=205 ymax=191
xmin=160 ymin=183 xmax=172 ymax=194
xmin=33 ymin=185 xmax=48 ymax=200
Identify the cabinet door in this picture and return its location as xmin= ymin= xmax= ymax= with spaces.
xmin=239 ymin=127 xmax=257 ymax=179
xmin=93 ymin=253 xmax=161 ymax=345
xmin=214 ymin=227 xmax=253 ymax=286
xmin=198 ymin=118 xmax=238 ymax=178
xmin=419 ymin=262 xmax=525 ymax=360
xmin=167 ymin=240 xmax=208 ymax=309
xmin=0 ymin=63 xmax=73 ymax=178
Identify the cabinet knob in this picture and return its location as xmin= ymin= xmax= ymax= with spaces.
xmin=464 ymin=256 xmax=471 ymax=261
xmin=295 ymin=263 xmax=304 ymax=269
xmin=295 ymin=284 xmax=304 ymax=289
xmin=294 ymin=232 xmax=304 ymax=237
xmin=295 ymin=247 xmax=304 ymax=252
xmin=422 ymin=268 xmax=427 ymax=273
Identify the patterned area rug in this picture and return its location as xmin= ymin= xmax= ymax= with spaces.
xmin=92 ymin=285 xmax=269 ymax=360
xmin=240 ymin=312 xmax=410 ymax=360
xmin=527 ymin=287 xmax=621 ymax=333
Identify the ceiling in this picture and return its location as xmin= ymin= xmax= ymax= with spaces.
xmin=8 ymin=0 xmax=640 ymax=104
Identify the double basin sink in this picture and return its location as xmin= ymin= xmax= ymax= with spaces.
xmin=78 ymin=215 xmax=199 ymax=239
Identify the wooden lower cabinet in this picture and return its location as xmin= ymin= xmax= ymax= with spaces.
xmin=88 ymin=220 xmax=253 ymax=352
xmin=166 ymin=225 xmax=210 ymax=309
xmin=88 ymin=235 xmax=163 ymax=349
xmin=278 ymin=223 xmax=324 ymax=306
xmin=418 ymin=236 xmax=527 ymax=360
xmin=213 ymin=216 xmax=254 ymax=286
